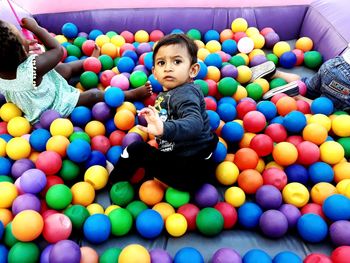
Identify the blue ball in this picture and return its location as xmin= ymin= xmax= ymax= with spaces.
xmin=84 ymin=150 xmax=106 ymax=168
xmin=283 ymin=110 xmax=307 ymax=133
xmin=217 ymin=103 xmax=237 ymax=122
xmin=105 ymin=118 xmax=117 ymax=135
xmin=0 ymin=221 xmax=4 ymax=240
xmin=29 ymin=128 xmax=51 ymax=152
xmin=133 ymin=101 xmax=145 ymax=111
xmin=144 ymin=52 xmax=154 ymax=71
xmin=206 ymin=110 xmax=221 ymax=131
xmin=195 ymin=61 xmax=208 ymax=80
xmin=0 ymin=244 xmax=8 ymax=263
xmin=149 ymin=74 xmax=163 ymax=93
xmin=284 ymin=164 xmax=309 ymax=184
xmin=61 ymin=42 xmax=71 ymax=48
xmin=243 ymin=249 xmax=272 ymax=263
xmin=0 ymin=157 xmax=11 ymax=175
xmin=204 ymin=53 xmax=222 ymax=68
xmin=70 ymin=106 xmax=92 ymax=127
xmin=106 ymin=145 xmax=123 ymax=165
xmin=136 ymin=209 xmax=164 ymax=239
xmin=0 ymin=134 xmax=12 ymax=142
xmin=213 ymin=142 xmax=227 ymax=163
xmin=174 ymin=247 xmax=204 ymax=263
xmin=279 ymin=51 xmax=297 ymax=69
xmin=104 ymin=87 xmax=125 ymax=107
xmin=61 ymin=22 xmax=78 ymax=39
xmin=88 ymin=29 xmax=103 ymax=40
xmin=122 ymin=50 xmax=138 ymax=63
xmin=257 ymin=101 xmax=277 ymax=121
xmin=221 ymin=122 xmax=244 ymax=143
xmin=64 ymin=56 xmax=79 ymax=63
xmin=311 ymin=97 xmax=334 ymax=115
xmin=222 ymin=39 xmax=237 ymax=55
xmin=171 ymin=29 xmax=184 ymax=34
xmin=238 ymin=202 xmax=263 ymax=229
xmin=204 ymin=29 xmax=220 ymax=43
xmin=323 ymin=194 xmax=350 ymax=221
xmin=218 ymin=97 xmax=237 ymax=107
xmin=270 ymin=116 xmax=284 ymax=125
xmin=117 ymin=57 xmax=135 ymax=73
xmin=132 ymin=42 xmax=140 ymax=49
xmin=83 ymin=214 xmax=111 ymax=244
xmin=308 ymin=162 xmax=334 ymax=184
xmin=66 ymin=139 xmax=91 ymax=163
xmin=273 ymin=251 xmax=302 ymax=263
xmin=297 ymin=214 xmax=328 ymax=243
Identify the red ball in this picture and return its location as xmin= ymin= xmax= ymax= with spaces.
xmin=138 ymin=53 xmax=147 ymax=65
xmin=271 ymin=93 xmax=287 ymax=104
xmin=304 ymin=253 xmax=332 ymax=263
xmin=61 ymin=47 xmax=67 ymax=62
xmin=83 ymin=57 xmax=102 ymax=74
xmin=43 ymin=213 xmax=72 ymax=243
xmin=119 ymin=43 xmax=136 ymax=56
xmin=42 ymin=209 xmax=58 ymax=219
xmin=234 ymin=148 xmax=259 ymax=171
xmin=260 ymin=27 xmax=275 ymax=36
xmin=0 ymin=122 xmax=8 ymax=134
xmin=91 ymin=135 xmax=111 ymax=155
xmin=262 ymin=168 xmax=287 ymax=190
xmin=234 ymin=32 xmax=247 ymax=42
xmin=286 ymin=135 xmax=303 ymax=147
xmin=41 ymin=175 xmax=64 ymax=197
xmin=250 ymin=134 xmax=274 ymax=157
xmin=120 ymin=31 xmax=134 ymax=43
xmin=143 ymin=93 xmax=157 ymax=106
xmin=177 ymin=203 xmax=200 ymax=231
xmin=292 ymin=49 xmax=304 ymax=66
xmin=36 ymin=151 xmax=62 ymax=175
xmin=264 ymin=123 xmax=288 ymax=142
xmin=331 ymin=246 xmax=350 ymax=263
xmin=82 ymin=39 xmax=96 ymax=56
xmin=236 ymin=100 xmax=257 ymax=119
xmin=297 ymin=141 xmax=320 ymax=165
xmin=100 ymin=70 xmax=116 ymax=87
xmin=296 ymin=99 xmax=311 ymax=114
xmin=150 ymin=30 xmax=165 ymax=42
xmin=206 ymin=79 xmax=218 ymax=97
xmin=214 ymin=202 xmax=237 ymax=229
xmin=204 ymin=97 xmax=217 ymax=111
xmin=300 ymin=203 xmax=326 ymax=219
xmin=243 ymin=111 xmax=266 ymax=133
xmin=109 ymin=130 xmax=126 ymax=146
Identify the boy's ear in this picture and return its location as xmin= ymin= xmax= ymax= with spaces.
xmin=189 ymin=63 xmax=200 ymax=78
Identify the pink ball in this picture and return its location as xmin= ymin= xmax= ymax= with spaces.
xmin=110 ymin=74 xmax=130 ymax=91
xmin=150 ymin=30 xmax=165 ymax=42
xmin=286 ymin=135 xmax=304 ymax=147
xmin=296 ymin=100 xmax=310 ymax=114
xmin=100 ymin=70 xmax=116 ymax=87
xmin=91 ymin=135 xmax=111 ymax=155
xmin=300 ymin=203 xmax=326 ymax=220
xmin=292 ymin=49 xmax=304 ymax=66
xmin=260 ymin=27 xmax=275 ymax=36
xmin=262 ymin=168 xmax=287 ymax=190
xmin=109 ymin=130 xmax=126 ymax=146
xmin=36 ymin=151 xmax=62 ymax=175
xmin=297 ymin=80 xmax=307 ymax=96
xmin=204 ymin=97 xmax=217 ymax=111
xmin=120 ymin=31 xmax=134 ymax=43
xmin=206 ymin=79 xmax=218 ymax=97
xmin=304 ymin=253 xmax=332 ymax=263
xmin=83 ymin=57 xmax=102 ymax=74
xmin=236 ymin=100 xmax=257 ymax=119
xmin=82 ymin=40 xmax=96 ymax=56
xmin=43 ymin=213 xmax=72 ymax=243
xmin=297 ymin=141 xmax=320 ymax=165
xmin=234 ymin=32 xmax=247 ymax=42
xmin=243 ymin=111 xmax=266 ymax=133
xmin=264 ymin=123 xmax=288 ymax=143
xmin=119 ymin=43 xmax=136 ymax=56
xmin=250 ymin=134 xmax=274 ymax=157
xmin=271 ymin=93 xmax=287 ymax=104
xmin=331 ymin=246 xmax=350 ymax=263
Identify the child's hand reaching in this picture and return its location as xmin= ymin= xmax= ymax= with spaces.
xmin=21 ymin=17 xmax=39 ymax=31
xmin=137 ymin=106 xmax=164 ymax=136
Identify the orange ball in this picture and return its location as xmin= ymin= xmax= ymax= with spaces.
xmin=152 ymin=202 xmax=175 ymax=221
xmin=205 ymin=66 xmax=221 ymax=82
xmin=237 ymin=169 xmax=263 ymax=194
xmin=272 ymin=142 xmax=298 ymax=166
xmin=101 ymin=43 xmax=119 ymax=58
xmin=302 ymin=123 xmax=328 ymax=145
xmin=0 ymin=208 xmax=13 ymax=226
xmin=311 ymin=182 xmax=337 ymax=205
xmin=46 ymin=135 xmax=70 ymax=157
xmin=139 ymin=180 xmax=165 ymax=206
xmin=114 ymin=110 xmax=135 ymax=131
xmin=85 ymin=120 xmax=106 ymax=137
xmin=12 ymin=210 xmax=44 ymax=241
xmin=239 ymin=132 xmax=256 ymax=148
xmin=234 ymin=148 xmax=259 ymax=171
xmin=295 ymin=37 xmax=313 ymax=52
xmin=220 ymin=29 xmax=234 ymax=42
xmin=80 ymin=246 xmax=99 ymax=263
xmin=333 ymin=162 xmax=350 ymax=183
xmin=276 ymin=96 xmax=297 ymax=116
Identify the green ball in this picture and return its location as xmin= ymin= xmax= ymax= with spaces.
xmin=0 ymin=175 xmax=13 ymax=183
xmin=59 ymin=159 xmax=80 ymax=181
xmin=80 ymin=71 xmax=99 ymax=89
xmin=246 ymin=83 xmax=263 ymax=101
xmin=337 ymin=137 xmax=350 ymax=158
xmin=100 ymin=247 xmax=122 ymax=263
xmin=110 ymin=181 xmax=134 ymax=206
xmin=270 ymin=78 xmax=287 ymax=89
xmin=114 ymin=57 xmax=121 ymax=66
xmin=229 ymin=55 xmax=246 ymax=67
xmin=304 ymin=51 xmax=323 ymax=69
xmin=66 ymin=44 xmax=82 ymax=58
xmin=4 ymin=223 xmax=18 ymax=247
xmin=8 ymin=242 xmax=40 ymax=263
xmin=73 ymin=36 xmax=87 ymax=49
xmin=194 ymin=79 xmax=209 ymax=96
xmin=333 ymin=110 xmax=349 ymax=116
xmin=196 ymin=207 xmax=224 ymax=236
xmin=267 ymin=53 xmax=279 ymax=65
xmin=64 ymin=204 xmax=90 ymax=230
xmin=126 ymin=200 xmax=148 ymax=219
xmin=165 ymin=187 xmax=190 ymax=208
xmin=108 ymin=208 xmax=133 ymax=236
xmin=187 ymin=29 xmax=202 ymax=40
xmin=130 ymin=71 xmax=148 ymax=88
xmin=99 ymin=54 xmax=114 ymax=70
xmin=218 ymin=77 xmax=238 ymax=96
xmin=106 ymin=31 xmax=118 ymax=38
xmin=69 ymin=131 xmax=91 ymax=143
xmin=46 ymin=184 xmax=72 ymax=210
xmin=222 ymin=62 xmax=231 ymax=67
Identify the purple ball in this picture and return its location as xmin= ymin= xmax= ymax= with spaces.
xmin=73 ymin=126 xmax=84 ymax=132
xmin=121 ymin=72 xmax=130 ymax=79
xmin=330 ymin=220 xmax=350 ymax=246
xmin=11 ymin=158 xmax=35 ymax=179
xmin=20 ymin=168 xmax=47 ymax=194
xmin=40 ymin=109 xmax=61 ymax=129
xmin=259 ymin=209 xmax=288 ymax=238
xmin=264 ymin=32 xmax=280 ymax=49
xmin=150 ymin=248 xmax=173 ymax=263
xmin=32 ymin=122 xmax=44 ymax=130
xmin=133 ymin=65 xmax=150 ymax=75
xmin=255 ymin=185 xmax=282 ymax=210
xmin=0 ymin=93 xmax=6 ymax=106
xmin=136 ymin=42 xmax=152 ymax=55
xmin=12 ymin=193 xmax=41 ymax=215
xmin=92 ymin=102 xmax=112 ymax=122
xmin=220 ymin=64 xmax=238 ymax=79
xmin=249 ymin=55 xmax=268 ymax=67
xmin=212 ymin=248 xmax=242 ymax=263
xmin=49 ymin=240 xmax=81 ymax=263
xmin=279 ymin=204 xmax=301 ymax=229
xmin=78 ymin=32 xmax=88 ymax=38
xmin=194 ymin=183 xmax=219 ymax=208
xmin=40 ymin=244 xmax=53 ymax=263
xmin=137 ymin=114 xmax=147 ymax=127
xmin=121 ymin=132 xmax=143 ymax=148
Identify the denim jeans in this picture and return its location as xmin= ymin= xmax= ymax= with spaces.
xmin=302 ymin=56 xmax=350 ymax=111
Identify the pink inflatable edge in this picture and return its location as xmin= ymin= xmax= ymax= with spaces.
xmin=13 ymin=0 xmax=312 ymax=15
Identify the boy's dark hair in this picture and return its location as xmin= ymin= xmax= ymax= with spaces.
xmin=0 ymin=20 xmax=27 ymax=71
xmin=152 ymin=34 xmax=198 ymax=66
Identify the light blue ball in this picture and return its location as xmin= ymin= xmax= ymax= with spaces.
xmin=83 ymin=214 xmax=111 ymax=244
xmin=174 ymin=247 xmax=204 ymax=263
xmin=144 ymin=52 xmax=154 ymax=71
xmin=171 ymin=29 xmax=184 ymax=34
xmin=195 ymin=61 xmax=208 ymax=80
xmin=117 ymin=57 xmax=135 ymax=73
xmin=243 ymin=249 xmax=272 ymax=263
xmin=257 ymin=101 xmax=277 ymax=121
xmin=88 ymin=29 xmax=103 ymax=40
xmin=222 ymin=39 xmax=238 ymax=55
xmin=270 ymin=116 xmax=284 ymax=125
xmin=283 ymin=110 xmax=307 ymax=133
xmin=204 ymin=53 xmax=222 ymax=68
xmin=61 ymin=22 xmax=78 ymax=39
xmin=323 ymin=194 xmax=350 ymax=221
xmin=136 ymin=209 xmax=164 ymax=239
xmin=104 ymin=87 xmax=125 ymax=107
xmin=64 ymin=56 xmax=79 ymax=63
xmin=273 ymin=251 xmax=302 ymax=263
xmin=106 ymin=145 xmax=123 ymax=165
xmin=218 ymin=97 xmax=237 ymax=107
xmin=204 ymin=29 xmax=220 ymax=43
xmin=29 ymin=128 xmax=51 ymax=152
xmin=217 ymin=103 xmax=237 ymax=122
xmin=311 ymin=97 xmax=334 ymax=115
xmin=297 ymin=214 xmax=328 ymax=243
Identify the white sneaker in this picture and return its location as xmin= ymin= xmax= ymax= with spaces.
xmin=106 ymin=160 xmax=114 ymax=175
xmin=251 ymin=61 xmax=276 ymax=81
xmin=262 ymin=81 xmax=300 ymax=100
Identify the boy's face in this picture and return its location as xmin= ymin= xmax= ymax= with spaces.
xmin=152 ymin=43 xmax=199 ymax=91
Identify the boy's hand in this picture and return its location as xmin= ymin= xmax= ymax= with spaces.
xmin=137 ymin=106 xmax=164 ymax=136
xmin=21 ymin=17 xmax=39 ymax=31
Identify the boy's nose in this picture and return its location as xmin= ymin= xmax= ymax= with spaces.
xmin=164 ymin=63 xmax=173 ymax=71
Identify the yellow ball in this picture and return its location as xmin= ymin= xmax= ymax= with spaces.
xmin=95 ymin=35 xmax=110 ymax=48
xmin=215 ymin=161 xmax=239 ymax=185
xmin=233 ymin=85 xmax=248 ymax=101
xmin=85 ymin=120 xmax=106 ymax=137
xmin=308 ymin=114 xmax=332 ymax=131
xmin=334 ymin=162 xmax=350 ymax=183
xmin=255 ymin=158 xmax=266 ymax=173
xmin=224 ymin=186 xmax=246 ymax=207
xmin=101 ymin=43 xmax=119 ymax=58
xmin=0 ymin=182 xmax=17 ymax=208
xmin=0 ymin=138 xmax=7 ymax=157
xmin=250 ymin=34 xmax=265 ymax=49
xmin=71 ymin=182 xmax=95 ymax=206
xmin=87 ymin=203 xmax=104 ymax=215
xmin=165 ymin=213 xmax=187 ymax=237
xmin=152 ymin=202 xmax=175 ymax=221
xmin=254 ymin=78 xmax=269 ymax=94
xmin=248 ymin=49 xmax=265 ymax=61
xmin=7 ymin=116 xmax=31 ymax=137
xmin=320 ymin=141 xmax=345 ymax=165
xmin=84 ymin=165 xmax=109 ymax=190
xmin=105 ymin=205 xmax=120 ymax=215
xmin=237 ymin=53 xmax=249 ymax=65
xmin=336 ymin=179 xmax=350 ymax=194
xmin=117 ymin=101 xmax=137 ymax=114
xmin=273 ymin=41 xmax=291 ymax=57
xmin=231 ymin=18 xmax=248 ymax=33
xmin=135 ymin=30 xmax=149 ymax=43
xmin=50 ymin=118 xmax=74 ymax=137
xmin=310 ymin=182 xmax=337 ymax=205
xmin=6 ymin=137 xmax=31 ymax=160
xmin=282 ymin=182 xmax=309 ymax=207
xmin=206 ymin=66 xmax=221 ymax=82
xmin=265 ymin=161 xmax=284 ymax=170
xmin=302 ymin=123 xmax=328 ymax=145
xmin=206 ymin=40 xmax=221 ymax=53
xmin=236 ymin=65 xmax=252 ymax=84
xmin=54 ymin=35 xmax=68 ymax=44
xmin=239 ymin=132 xmax=255 ymax=148
xmin=0 ymin=103 xmax=22 ymax=122
xmin=197 ymin=48 xmax=210 ymax=61
xmin=46 ymin=135 xmax=70 ymax=157
xmin=119 ymin=244 xmax=151 ymax=263
xmin=245 ymin=27 xmax=260 ymax=37
xmin=295 ymin=37 xmax=313 ymax=52
xmin=129 ymin=126 xmax=148 ymax=141
xmin=12 ymin=210 xmax=44 ymax=242
xmin=111 ymin=35 xmax=126 ymax=47
xmin=332 ymin=115 xmax=350 ymax=137
xmin=194 ymin=40 xmax=205 ymax=49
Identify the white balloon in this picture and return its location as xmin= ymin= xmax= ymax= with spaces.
xmin=237 ymin=37 xmax=254 ymax=54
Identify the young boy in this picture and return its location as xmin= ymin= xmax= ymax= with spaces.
xmin=109 ymin=34 xmax=218 ymax=192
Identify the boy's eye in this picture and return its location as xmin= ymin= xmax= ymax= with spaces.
xmin=157 ymin=61 xmax=165 ymax=66
xmin=174 ymin=59 xmax=182 ymax=64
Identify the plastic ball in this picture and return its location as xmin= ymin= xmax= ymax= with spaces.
xmin=259 ymin=209 xmax=288 ymax=238
xmin=304 ymin=253 xmax=332 ymax=263
xmin=194 ymin=183 xmax=219 ymax=208
xmin=323 ymin=194 xmax=350 ymax=221
xmin=165 ymin=213 xmax=187 ymax=237
xmin=84 ymin=165 xmax=108 ymax=190
xmin=67 ymin=139 xmax=91 ymax=163
xmin=108 ymin=208 xmax=133 ymax=236
xmin=62 ymin=22 xmax=78 ymax=38
xmin=304 ymin=50 xmax=323 ymax=69
xmin=71 ymin=181 xmax=95 ymax=206
xmin=49 ymin=240 xmax=81 ymax=263
xmin=139 ymin=180 xmax=165 ymax=206
xmin=231 ymin=18 xmax=248 ymax=32
xmin=272 ymin=142 xmax=298 ymax=166
xmin=36 ymin=151 xmax=62 ymax=175
xmin=7 ymin=116 xmax=31 ymax=137
xmin=330 ymin=220 xmax=350 ymax=246
xmin=19 ymin=168 xmax=47 ymax=194
xmin=12 ymin=210 xmax=43 ymax=242
xmin=279 ymin=204 xmax=301 ymax=229
xmin=311 ymin=97 xmax=334 ymax=115
xmin=264 ymin=32 xmax=280 ymax=49
xmin=196 ymin=207 xmax=224 ymax=236
xmin=8 ymin=242 xmax=40 ymax=263
xmin=297 ymin=213 xmax=328 ymax=242
xmin=295 ymin=36 xmax=313 ymax=52
xmin=212 ymin=248 xmax=241 ymax=263
xmin=243 ymin=110 xmax=266 ymax=133
xmin=220 ymin=121 xmax=244 ymax=143
xmin=282 ymin=182 xmax=309 ymax=207
xmin=237 ymin=37 xmax=254 ymax=54
xmin=11 ymin=193 xmax=40 ymax=215
xmin=332 ymin=115 xmax=350 ymax=137
xmin=236 ymin=65 xmax=252 ymax=83
xmin=0 ymin=102 xmax=22 ymax=122
xmin=215 ymin=161 xmax=239 ymax=186
xmin=83 ymin=214 xmax=111 ymax=244
xmin=243 ymin=249 xmax=271 ymax=263
xmin=308 ymin=162 xmax=334 ymax=184
xmin=6 ymin=137 xmax=31 ymax=160
xmin=273 ymin=251 xmax=302 ymax=263
xmin=224 ymin=186 xmax=246 ymax=208
xmin=234 ymin=148 xmax=259 ymax=170
xmin=43 ymin=213 xmax=72 ymax=243
xmin=273 ymin=41 xmax=291 ymax=57
xmin=214 ymin=202 xmax=238 ymax=229
xmin=256 ymin=185 xmax=283 ymax=210
xmin=165 ymin=187 xmax=190 ymax=208
xmin=118 ymin=244 xmax=151 ymax=263
xmin=177 ymin=203 xmax=200 ymax=231
xmin=320 ymin=141 xmax=344 ymax=164
xmin=45 ymin=184 xmax=72 ymax=210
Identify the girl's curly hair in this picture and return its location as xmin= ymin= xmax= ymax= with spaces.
xmin=0 ymin=20 xmax=27 ymax=71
